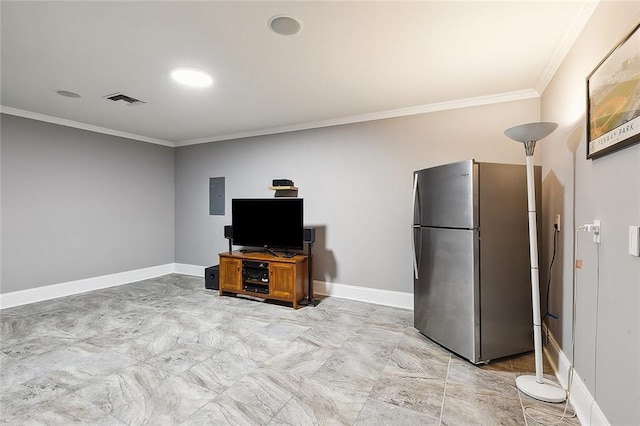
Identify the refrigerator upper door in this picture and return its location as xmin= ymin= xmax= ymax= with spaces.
xmin=414 ymin=160 xmax=477 ymax=229
xmin=414 ymin=227 xmax=480 ymax=363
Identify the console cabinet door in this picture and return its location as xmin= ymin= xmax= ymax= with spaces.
xmin=269 ymin=263 xmax=294 ymax=299
xmin=220 ymin=257 xmax=242 ymax=291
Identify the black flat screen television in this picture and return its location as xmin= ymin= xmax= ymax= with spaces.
xmin=231 ymin=198 xmax=304 ymax=250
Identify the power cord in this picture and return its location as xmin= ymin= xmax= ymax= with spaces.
xmin=522 ymin=224 xmax=600 ymax=425
xmin=543 ymin=225 xmax=560 ymax=321
xmin=592 ymin=240 xmax=601 ymax=401
xmin=523 ymin=224 xmax=601 ymax=424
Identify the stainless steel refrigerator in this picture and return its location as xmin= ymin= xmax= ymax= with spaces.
xmin=412 ymin=159 xmax=540 ymax=364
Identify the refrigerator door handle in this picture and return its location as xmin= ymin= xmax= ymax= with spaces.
xmin=412 ymin=173 xmax=419 ymax=225
xmin=412 ymin=226 xmax=420 ymax=280
xmin=412 ymin=174 xmax=420 ymax=280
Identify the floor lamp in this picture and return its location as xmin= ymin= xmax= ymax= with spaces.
xmin=504 ymin=121 xmax=566 ymax=403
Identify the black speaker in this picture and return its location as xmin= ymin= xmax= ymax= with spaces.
xmin=224 ymin=225 xmax=233 ymax=239
xmin=205 ymin=265 xmax=219 ymax=290
xmin=303 ymin=227 xmax=316 ymax=244
xmin=272 ymin=179 xmax=294 ymax=186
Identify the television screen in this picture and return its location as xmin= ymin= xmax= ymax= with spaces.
xmin=231 ymin=198 xmax=304 ymax=250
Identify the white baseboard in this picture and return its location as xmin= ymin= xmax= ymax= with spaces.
xmin=170 ymin=271 xmax=414 ymax=310
xmin=0 ymin=266 xmax=413 ymax=311
xmin=173 ymin=263 xmax=206 ymax=277
xmin=0 ymin=264 xmax=174 ymax=309
xmin=314 ymin=280 xmax=413 ymax=310
xmin=543 ymin=325 xmax=609 ymax=426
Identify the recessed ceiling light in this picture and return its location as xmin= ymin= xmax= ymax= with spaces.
xmin=171 ymin=68 xmax=213 ymax=88
xmin=269 ymin=15 xmax=302 ymax=36
xmin=56 ymin=90 xmax=81 ymax=98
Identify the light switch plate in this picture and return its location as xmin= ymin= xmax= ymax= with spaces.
xmin=630 ymin=226 xmax=640 ymax=257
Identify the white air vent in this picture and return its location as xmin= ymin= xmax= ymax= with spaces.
xmin=102 ymin=92 xmax=147 ymax=106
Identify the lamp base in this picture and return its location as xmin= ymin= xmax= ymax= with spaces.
xmin=516 ymin=375 xmax=566 ymax=403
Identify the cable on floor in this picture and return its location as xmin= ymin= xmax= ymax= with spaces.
xmin=521 ymin=224 xmax=595 ymax=425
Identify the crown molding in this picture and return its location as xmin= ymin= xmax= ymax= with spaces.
xmin=3 ymin=89 xmax=540 ymax=149
xmin=0 ymin=106 xmax=174 ymax=147
xmin=175 ymin=89 xmax=540 ymax=147
xmin=534 ymin=0 xmax=599 ymax=94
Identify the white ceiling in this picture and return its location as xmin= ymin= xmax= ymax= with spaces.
xmin=1 ymin=1 xmax=598 ymax=147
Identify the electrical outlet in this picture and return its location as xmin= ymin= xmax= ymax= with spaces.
xmin=593 ymin=219 xmax=601 ymax=244
xmin=554 ymin=214 xmax=561 ymax=231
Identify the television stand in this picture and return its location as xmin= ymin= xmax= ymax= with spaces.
xmin=218 ymin=251 xmax=308 ymax=309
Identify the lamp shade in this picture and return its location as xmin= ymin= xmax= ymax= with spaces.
xmin=504 ymin=122 xmax=558 ymax=143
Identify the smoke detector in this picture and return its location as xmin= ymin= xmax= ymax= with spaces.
xmin=56 ymin=90 xmax=81 ymax=98
xmin=102 ymin=92 xmax=147 ymax=106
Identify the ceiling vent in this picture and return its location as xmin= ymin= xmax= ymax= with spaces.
xmin=103 ymin=92 xmax=147 ymax=106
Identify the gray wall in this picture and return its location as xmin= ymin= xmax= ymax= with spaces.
xmin=175 ymin=98 xmax=540 ymax=293
xmin=1 ymin=114 xmax=175 ymax=293
xmin=539 ymin=2 xmax=640 ymax=423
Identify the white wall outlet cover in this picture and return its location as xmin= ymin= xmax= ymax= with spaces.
xmin=629 ymin=226 xmax=640 ymax=257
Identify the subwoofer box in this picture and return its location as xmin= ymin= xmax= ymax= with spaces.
xmin=205 ymin=265 xmax=219 ymax=290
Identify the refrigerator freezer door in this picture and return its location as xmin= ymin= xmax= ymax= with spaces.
xmin=414 ymin=160 xmax=477 ymax=229
xmin=414 ymin=227 xmax=480 ymax=363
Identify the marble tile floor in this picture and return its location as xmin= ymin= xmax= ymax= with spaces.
xmin=0 ymin=274 xmax=580 ymax=425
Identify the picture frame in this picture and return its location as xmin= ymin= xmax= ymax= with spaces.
xmin=586 ymin=22 xmax=640 ymax=159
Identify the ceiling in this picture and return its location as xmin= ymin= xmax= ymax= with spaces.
xmin=0 ymin=1 xmax=598 ymax=147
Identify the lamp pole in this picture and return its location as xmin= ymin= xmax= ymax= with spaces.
xmin=505 ymin=122 xmax=566 ymax=403
xmin=524 ymin=141 xmax=545 ymax=384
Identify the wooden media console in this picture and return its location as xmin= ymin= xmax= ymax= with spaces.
xmin=218 ymin=251 xmax=308 ymax=309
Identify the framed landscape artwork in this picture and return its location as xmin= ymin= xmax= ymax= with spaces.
xmin=586 ymin=22 xmax=640 ymax=159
